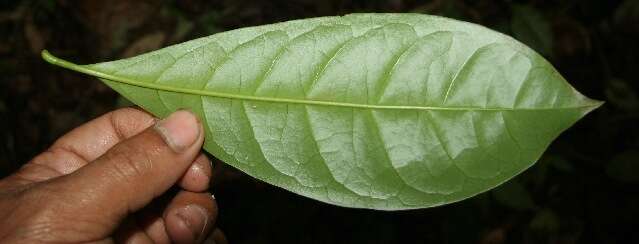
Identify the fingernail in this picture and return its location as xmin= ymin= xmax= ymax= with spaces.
xmin=155 ymin=110 xmax=201 ymax=152
xmin=174 ymin=204 xmax=209 ymax=241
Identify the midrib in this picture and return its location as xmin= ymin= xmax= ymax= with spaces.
xmin=42 ymin=50 xmax=599 ymax=112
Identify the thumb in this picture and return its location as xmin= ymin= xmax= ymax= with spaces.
xmin=54 ymin=110 xmax=204 ymax=225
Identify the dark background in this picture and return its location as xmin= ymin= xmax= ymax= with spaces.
xmin=1 ymin=0 xmax=638 ymax=243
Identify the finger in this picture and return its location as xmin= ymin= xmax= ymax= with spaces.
xmin=163 ymin=191 xmax=217 ymax=244
xmin=207 ymin=229 xmax=228 ymax=244
xmin=113 ymin=217 xmax=154 ymax=244
xmin=51 ymin=110 xmax=204 ymax=227
xmin=34 ymin=107 xmax=156 ymax=174
xmin=135 ymin=192 xmax=173 ymax=244
xmin=5 ymin=147 xmax=209 ymax=189
xmin=178 ymin=153 xmax=212 ymax=192
xmin=140 ymin=216 xmax=170 ymax=244
xmin=4 ymin=108 xmax=155 ymax=187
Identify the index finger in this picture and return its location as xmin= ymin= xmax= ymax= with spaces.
xmin=39 ymin=107 xmax=157 ymax=173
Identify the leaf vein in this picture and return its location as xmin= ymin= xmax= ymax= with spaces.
xmin=374 ymin=34 xmax=420 ymax=103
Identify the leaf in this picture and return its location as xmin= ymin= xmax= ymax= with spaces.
xmin=492 ymin=179 xmax=536 ymax=210
xmin=547 ymin=155 xmax=574 ymax=172
xmin=615 ymin=0 xmax=639 ymax=26
xmin=115 ymin=95 xmax=134 ymax=108
xmin=529 ymin=209 xmax=560 ymax=233
xmin=41 ymin=13 xmax=601 ymax=210
xmin=511 ymin=4 xmax=553 ymax=56
xmin=605 ymin=78 xmax=639 ymax=111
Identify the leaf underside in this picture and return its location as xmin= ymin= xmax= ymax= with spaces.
xmin=42 ymin=13 xmax=601 ymax=210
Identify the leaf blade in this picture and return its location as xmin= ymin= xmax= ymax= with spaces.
xmin=42 ymin=13 xmax=602 ymax=210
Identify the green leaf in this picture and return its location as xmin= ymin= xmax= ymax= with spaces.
xmin=115 ymin=95 xmax=135 ymax=108
xmin=511 ymin=4 xmax=553 ymax=56
xmin=41 ymin=13 xmax=601 ymax=210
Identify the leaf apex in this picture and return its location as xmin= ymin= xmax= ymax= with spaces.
xmin=588 ymin=99 xmax=605 ymax=110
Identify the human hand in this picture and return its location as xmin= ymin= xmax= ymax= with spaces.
xmin=0 ymin=108 xmax=224 ymax=243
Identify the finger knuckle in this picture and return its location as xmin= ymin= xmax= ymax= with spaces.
xmin=13 ymin=163 xmax=61 ymax=183
xmin=104 ymin=145 xmax=154 ymax=182
xmin=109 ymin=108 xmax=156 ymax=139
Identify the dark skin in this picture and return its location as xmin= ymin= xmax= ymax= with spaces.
xmin=0 ymin=108 xmax=226 ymax=243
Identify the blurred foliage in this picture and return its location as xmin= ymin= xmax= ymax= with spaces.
xmin=510 ymin=4 xmax=553 ymax=56
xmin=606 ymin=150 xmax=639 ymax=183
xmin=1 ymin=0 xmax=638 ymax=243
xmin=492 ymin=180 xmax=537 ymax=211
